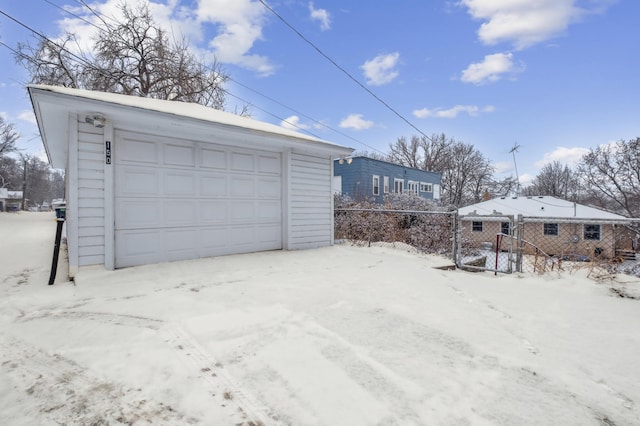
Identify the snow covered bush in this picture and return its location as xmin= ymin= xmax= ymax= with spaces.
xmin=334 ymin=194 xmax=455 ymax=255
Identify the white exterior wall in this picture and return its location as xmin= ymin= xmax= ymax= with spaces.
xmin=289 ymin=152 xmax=333 ymax=249
xmin=76 ymin=121 xmax=106 ymax=266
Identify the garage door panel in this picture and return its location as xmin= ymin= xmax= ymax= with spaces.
xmin=229 ymin=226 xmax=255 ymax=246
xmin=256 ymin=224 xmax=282 ymax=244
xmin=165 ymin=201 xmax=197 ymax=226
xmin=230 ymin=200 xmax=255 ymax=222
xmin=120 ymin=139 xmax=158 ymax=164
xmin=201 ymin=148 xmax=227 ymax=169
xmin=258 ymin=155 xmax=280 ymax=174
xmin=230 ymin=176 xmax=255 ymax=197
xmin=257 ymin=200 xmax=281 ymax=221
xmin=231 ymin=152 xmax=254 ymax=171
xmin=165 ymin=171 xmax=197 ymax=195
xmin=116 ymin=200 xmax=163 ymax=229
xmin=257 ymin=177 xmax=281 ymax=198
xmin=166 ymin=229 xmax=199 ymax=261
xmin=200 ymin=200 xmax=228 ymax=223
xmin=115 ymin=131 xmax=282 ymax=267
xmin=200 ymin=175 xmax=227 ymax=196
xmin=200 ymin=227 xmax=227 ymax=250
xmin=117 ymin=166 xmax=160 ymax=195
xmin=164 ymin=143 xmax=195 ymax=167
xmin=116 ymin=230 xmax=163 ymax=268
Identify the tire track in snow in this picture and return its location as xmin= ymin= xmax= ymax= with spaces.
xmin=18 ymin=310 xmax=164 ymax=329
xmin=0 ymin=336 xmax=195 ymax=425
xmin=161 ymin=324 xmax=281 ymax=426
xmin=448 ymin=284 xmax=540 ymax=356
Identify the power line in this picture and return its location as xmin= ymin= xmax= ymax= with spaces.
xmin=257 ymin=0 xmax=434 ymax=143
xmin=229 ymin=77 xmax=384 ymax=154
xmin=3 ymin=2 xmax=387 ymax=156
xmin=26 ymin=1 xmax=386 ymax=155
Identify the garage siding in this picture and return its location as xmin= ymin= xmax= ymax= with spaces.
xmin=77 ymin=121 xmax=105 ymax=266
xmin=289 ymin=152 xmax=332 ymax=249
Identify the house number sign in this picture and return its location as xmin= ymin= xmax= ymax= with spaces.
xmin=105 ymin=141 xmax=112 ymax=164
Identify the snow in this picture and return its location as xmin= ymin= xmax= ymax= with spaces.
xmin=458 ymin=196 xmax=628 ymax=220
xmin=29 ymin=84 xmax=345 ymax=146
xmin=2 ymin=212 xmax=640 ymax=425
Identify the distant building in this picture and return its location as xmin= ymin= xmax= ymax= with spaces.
xmin=458 ymin=195 xmax=633 ymax=259
xmin=0 ymin=189 xmax=23 ymax=212
xmin=333 ymin=156 xmax=441 ymax=203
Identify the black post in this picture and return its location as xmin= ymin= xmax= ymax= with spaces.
xmin=48 ymin=217 xmax=65 ymax=285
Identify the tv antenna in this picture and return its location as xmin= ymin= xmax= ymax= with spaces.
xmin=509 ymin=143 xmax=521 ymax=196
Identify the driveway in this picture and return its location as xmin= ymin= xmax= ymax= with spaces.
xmin=1 ymin=212 xmax=639 ymax=425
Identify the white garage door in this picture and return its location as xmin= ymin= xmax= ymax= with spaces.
xmin=114 ymin=131 xmax=282 ymax=268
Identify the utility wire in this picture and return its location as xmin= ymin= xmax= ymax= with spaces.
xmin=229 ymin=77 xmax=384 ymax=154
xmin=26 ymin=0 xmax=386 ymax=155
xmin=257 ymin=0 xmax=434 ymax=143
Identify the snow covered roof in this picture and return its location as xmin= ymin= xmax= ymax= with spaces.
xmin=28 ymin=85 xmax=353 ymax=168
xmin=458 ymin=196 xmax=628 ymax=220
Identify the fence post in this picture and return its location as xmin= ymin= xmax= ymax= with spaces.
xmin=451 ymin=212 xmax=458 ymax=264
xmin=516 ymin=214 xmax=524 ymax=272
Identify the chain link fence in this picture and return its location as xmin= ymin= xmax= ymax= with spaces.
xmin=334 ymin=208 xmax=456 ymax=256
xmin=334 ymin=207 xmax=640 ymax=277
xmin=456 ymin=215 xmax=640 ymax=275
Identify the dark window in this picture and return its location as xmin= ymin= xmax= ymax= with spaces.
xmin=372 ymin=176 xmax=380 ymax=196
xmin=584 ymin=224 xmax=601 ymax=240
xmin=544 ymin=223 xmax=559 ymax=236
xmin=394 ymin=179 xmax=404 ymax=194
xmin=501 ymin=222 xmax=510 ymax=235
xmin=472 ymin=221 xmax=483 ymax=232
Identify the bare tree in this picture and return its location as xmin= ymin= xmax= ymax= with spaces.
xmin=578 ymin=138 xmax=640 ymax=217
xmin=17 ymin=2 xmax=228 ymax=109
xmin=523 ymin=161 xmax=581 ymax=201
xmin=487 ymin=176 xmax=519 ymax=198
xmin=388 ymin=134 xmax=493 ymax=207
xmin=0 ymin=117 xmax=19 ymax=156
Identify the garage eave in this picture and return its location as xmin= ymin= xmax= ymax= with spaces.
xmin=28 ymin=85 xmax=354 ymax=161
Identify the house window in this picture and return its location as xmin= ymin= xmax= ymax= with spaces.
xmin=372 ymin=175 xmax=380 ymax=196
xmin=584 ymin=224 xmax=601 ymax=241
xmin=394 ymin=179 xmax=404 ymax=194
xmin=543 ymin=223 xmax=559 ymax=236
xmin=472 ymin=221 xmax=483 ymax=232
xmin=383 ymin=176 xmax=389 ymax=193
xmin=501 ymin=222 xmax=510 ymax=235
xmin=407 ymin=181 xmax=418 ymax=195
xmin=420 ymin=182 xmax=432 ymax=193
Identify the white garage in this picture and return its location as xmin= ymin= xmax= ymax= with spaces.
xmin=29 ymin=85 xmax=353 ymax=275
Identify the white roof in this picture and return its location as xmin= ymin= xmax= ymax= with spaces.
xmin=458 ymin=196 xmax=628 ymax=220
xmin=28 ymin=85 xmax=353 ymax=168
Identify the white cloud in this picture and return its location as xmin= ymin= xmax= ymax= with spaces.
xmin=519 ymin=173 xmax=535 ymax=187
xmin=534 ymin=146 xmax=590 ymax=168
xmin=460 ymin=0 xmax=612 ymax=50
xmin=494 ymin=161 xmax=513 ymax=174
xmin=461 ymin=52 xmax=523 ymax=84
xmin=280 ymin=115 xmax=309 ymax=131
xmin=309 ymin=2 xmax=331 ymax=30
xmin=413 ymin=104 xmax=495 ymax=119
xmin=198 ymin=0 xmax=275 ymax=75
xmin=339 ymin=114 xmax=374 ymax=130
xmin=361 ymin=52 xmax=400 ymax=86
xmin=55 ymin=0 xmax=275 ymax=76
xmin=18 ymin=110 xmax=37 ymax=125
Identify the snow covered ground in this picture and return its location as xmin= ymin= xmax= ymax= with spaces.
xmin=1 ymin=212 xmax=639 ymax=425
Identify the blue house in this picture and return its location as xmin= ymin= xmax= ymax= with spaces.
xmin=333 ymin=156 xmax=441 ymax=203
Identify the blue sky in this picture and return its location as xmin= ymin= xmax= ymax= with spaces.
xmin=1 ymin=0 xmax=638 ymax=185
